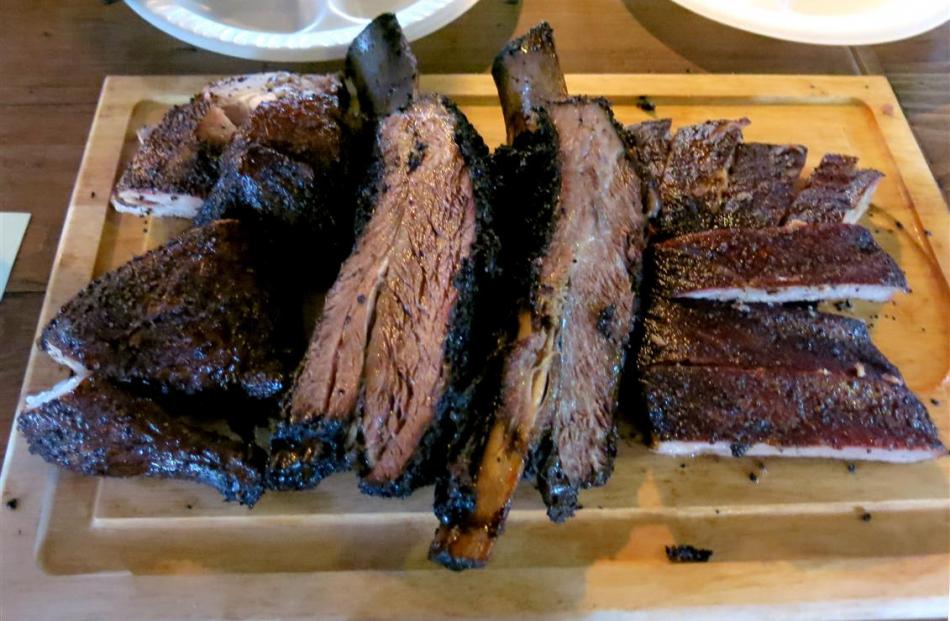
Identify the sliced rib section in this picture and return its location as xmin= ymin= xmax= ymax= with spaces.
xmin=639 ymin=299 xmax=899 ymax=377
xmin=626 ymin=119 xmax=672 ymax=218
xmin=430 ymin=23 xmax=646 ymax=570
xmin=655 ymin=119 xmax=748 ymax=237
xmin=19 ymin=375 xmax=265 ymax=505
xmin=715 ymin=142 xmax=807 ymax=229
xmin=652 ymin=223 xmax=908 ymax=303
xmin=785 ymin=154 xmax=884 ymax=224
xmin=641 ymin=365 xmax=945 ymax=463
xmin=40 ymin=220 xmax=291 ymax=399
xmin=268 ymin=95 xmax=497 ymax=496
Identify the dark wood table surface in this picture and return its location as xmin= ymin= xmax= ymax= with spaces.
xmin=0 ymin=0 xmax=947 ymax=461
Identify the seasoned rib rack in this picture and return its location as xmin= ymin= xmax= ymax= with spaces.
xmin=639 ymin=299 xmax=899 ymax=377
xmin=651 ymin=223 xmax=908 ymax=303
xmin=641 ymin=365 xmax=944 ymax=463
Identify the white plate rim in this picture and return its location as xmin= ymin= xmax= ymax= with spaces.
xmin=668 ymin=0 xmax=950 ymax=46
xmin=124 ymin=0 xmax=481 ymax=61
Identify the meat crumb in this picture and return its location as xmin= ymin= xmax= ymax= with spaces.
xmin=665 ymin=545 xmax=713 ymax=563
xmin=5 ymin=498 xmax=18 ymax=510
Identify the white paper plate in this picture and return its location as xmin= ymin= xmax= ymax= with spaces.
xmin=669 ymin=0 xmax=950 ymax=45
xmin=124 ymin=0 xmax=479 ymax=61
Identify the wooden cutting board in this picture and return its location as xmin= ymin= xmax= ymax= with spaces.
xmin=1 ymin=75 xmax=948 ymax=621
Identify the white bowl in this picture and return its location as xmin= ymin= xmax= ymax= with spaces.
xmin=669 ymin=0 xmax=950 ymax=45
xmin=124 ymin=0 xmax=480 ymax=61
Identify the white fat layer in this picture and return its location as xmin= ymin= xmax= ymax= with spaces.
xmin=678 ymin=283 xmax=900 ymax=303
xmin=201 ymin=72 xmax=328 ymax=126
xmin=111 ymin=191 xmax=203 ymax=219
xmin=24 ymin=373 xmax=89 ymax=411
xmin=843 ymin=177 xmax=882 ymax=224
xmin=654 ymin=440 xmax=944 ymax=463
xmin=136 ymin=125 xmax=154 ymax=144
xmin=44 ymin=343 xmax=88 ymax=375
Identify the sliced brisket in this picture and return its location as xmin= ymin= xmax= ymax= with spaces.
xmin=112 ymin=98 xmax=234 ymax=218
xmin=784 ymin=154 xmax=883 ymax=224
xmin=40 ymin=220 xmax=292 ymax=399
xmin=651 ymin=223 xmax=907 ymax=303
xmin=19 ymin=375 xmax=265 ymax=505
xmin=641 ymin=365 xmax=945 ymax=463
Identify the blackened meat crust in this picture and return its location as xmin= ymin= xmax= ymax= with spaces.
xmin=19 ymin=376 xmax=265 ymax=505
xmin=651 ymin=223 xmax=907 ymax=302
xmin=641 ymin=366 xmax=944 ymax=456
xmin=639 ymin=299 xmax=899 ymax=377
xmin=40 ymin=220 xmax=292 ymax=399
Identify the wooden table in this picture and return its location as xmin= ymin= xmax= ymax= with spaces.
xmin=0 ymin=0 xmax=947 ymax=462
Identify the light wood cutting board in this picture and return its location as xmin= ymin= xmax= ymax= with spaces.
xmin=1 ymin=74 xmax=948 ymax=621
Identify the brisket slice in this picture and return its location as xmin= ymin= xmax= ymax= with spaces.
xmin=625 ymin=119 xmax=672 ymax=218
xmin=40 ymin=220 xmax=292 ymax=399
xmin=430 ymin=26 xmax=645 ymax=570
xmin=113 ymin=72 xmax=342 ymax=219
xmin=784 ymin=154 xmax=884 ymax=225
xmin=715 ymin=142 xmax=807 ymax=229
xmin=641 ymin=365 xmax=945 ymax=463
xmin=268 ymin=95 xmax=498 ymax=496
xmin=112 ymin=98 xmax=234 ymax=218
xmin=194 ymin=76 xmax=356 ymax=276
xmin=652 ymin=223 xmax=908 ymax=303
xmin=654 ymin=119 xmax=748 ymax=237
xmin=639 ymin=299 xmax=898 ymax=378
xmin=19 ymin=375 xmax=265 ymax=505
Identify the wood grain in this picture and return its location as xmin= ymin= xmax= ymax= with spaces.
xmin=1 ymin=74 xmax=946 ymax=621
xmin=0 ymin=1 xmax=947 ymax=465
